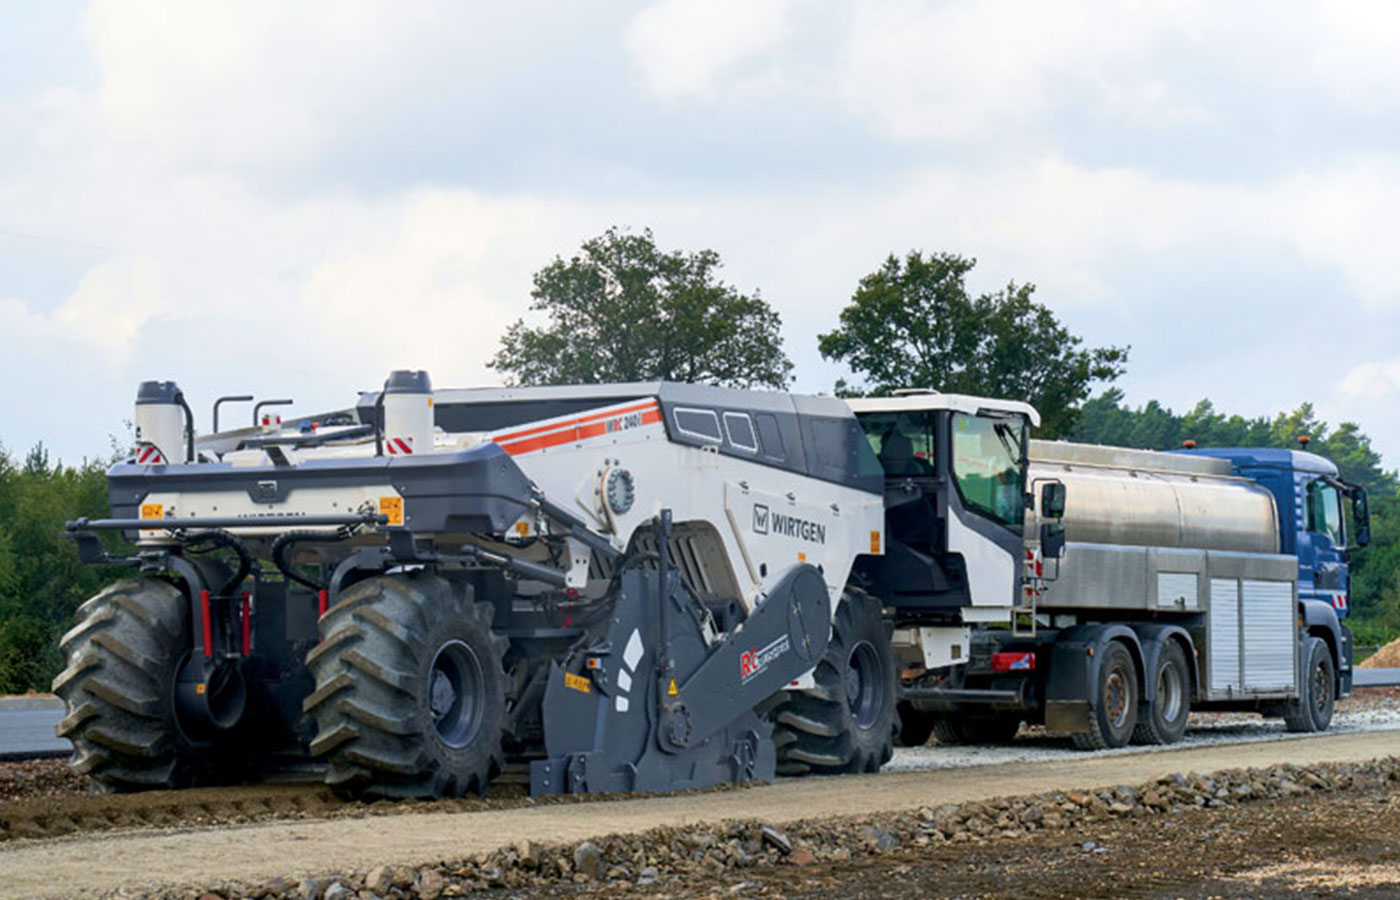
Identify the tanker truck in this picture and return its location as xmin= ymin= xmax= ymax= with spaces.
xmin=857 ymin=393 xmax=1372 ymax=750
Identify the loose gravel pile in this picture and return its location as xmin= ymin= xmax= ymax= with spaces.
xmin=1360 ymin=636 xmax=1400 ymax=668
xmin=0 ymin=758 xmax=86 ymax=804
xmin=122 ymin=755 xmax=1400 ymax=900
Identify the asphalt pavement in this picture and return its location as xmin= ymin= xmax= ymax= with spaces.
xmin=0 ymin=706 xmax=67 ymax=760
xmin=1355 ymin=667 xmax=1400 ymax=688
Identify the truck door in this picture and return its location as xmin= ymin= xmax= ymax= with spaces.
xmin=1303 ymin=478 xmax=1349 ymax=613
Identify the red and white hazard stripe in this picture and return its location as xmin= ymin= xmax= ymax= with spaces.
xmin=386 ymin=437 xmax=414 ymax=456
xmin=135 ymin=445 xmax=166 ymax=465
xmin=1023 ymin=547 xmax=1044 ymax=579
xmin=1332 ymin=592 xmax=1348 ymax=611
xmin=491 ymin=400 xmax=663 ymax=457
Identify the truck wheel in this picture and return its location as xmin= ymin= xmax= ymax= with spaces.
xmin=897 ymin=701 xmax=935 ymax=747
xmin=52 ymin=578 xmax=200 ymax=791
xmin=1284 ymin=636 xmax=1335 ymax=733
xmin=930 ymin=715 xmax=1022 ymax=745
xmin=1072 ymin=641 xmax=1138 ymax=750
xmin=773 ymin=590 xmax=897 ymax=775
xmin=304 ymin=572 xmax=506 ymax=799
xmin=1132 ymin=641 xmax=1191 ymax=745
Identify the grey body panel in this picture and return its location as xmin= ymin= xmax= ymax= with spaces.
xmin=108 ymin=443 xmax=534 ymax=537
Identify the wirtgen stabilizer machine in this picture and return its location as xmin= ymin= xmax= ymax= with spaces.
xmin=57 ymin=373 xmax=929 ymax=799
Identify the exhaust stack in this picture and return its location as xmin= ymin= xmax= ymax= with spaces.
xmin=382 ymin=370 xmax=434 ymax=456
xmin=134 ymin=381 xmax=190 ymax=464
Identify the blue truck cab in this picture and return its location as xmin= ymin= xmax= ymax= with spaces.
xmin=1180 ymin=446 xmax=1371 ymax=694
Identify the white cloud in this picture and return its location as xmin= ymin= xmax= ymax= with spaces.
xmin=625 ymin=0 xmax=800 ymax=98
xmin=1338 ymin=359 xmax=1400 ymax=399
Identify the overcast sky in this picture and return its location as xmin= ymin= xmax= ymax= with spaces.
xmin=3 ymin=1 xmax=1399 ymax=469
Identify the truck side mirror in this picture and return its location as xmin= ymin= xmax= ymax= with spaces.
xmin=1040 ymin=521 xmax=1066 ymax=559
xmin=1040 ymin=482 xmax=1066 ymax=519
xmin=1349 ymin=487 xmax=1370 ymax=548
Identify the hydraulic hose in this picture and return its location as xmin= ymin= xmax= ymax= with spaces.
xmin=270 ymin=529 xmax=353 ymax=591
xmin=180 ymin=530 xmax=252 ymax=595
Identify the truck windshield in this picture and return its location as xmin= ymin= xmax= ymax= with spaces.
xmin=951 ymin=413 xmax=1026 ymax=527
xmin=857 ymin=412 xmax=936 ymax=477
xmin=1306 ymin=480 xmax=1345 ymax=547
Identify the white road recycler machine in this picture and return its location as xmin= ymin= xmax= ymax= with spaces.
xmin=56 ymin=373 xmax=1356 ymax=798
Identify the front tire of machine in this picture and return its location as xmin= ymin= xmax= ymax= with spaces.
xmin=930 ymin=715 xmax=1022 ymax=745
xmin=304 ymin=572 xmax=506 ymax=799
xmin=1072 ymin=641 xmax=1138 ymax=750
xmin=1132 ymin=641 xmax=1191 ymax=745
xmin=773 ymin=590 xmax=897 ymax=776
xmin=52 ymin=578 xmax=200 ymax=791
xmin=1284 ymin=636 xmax=1335 ymax=734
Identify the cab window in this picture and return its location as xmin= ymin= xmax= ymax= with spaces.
xmin=951 ymin=413 xmax=1025 ymax=527
xmin=1306 ymin=480 xmax=1345 ymax=547
xmin=858 ymin=412 xmax=936 ymax=477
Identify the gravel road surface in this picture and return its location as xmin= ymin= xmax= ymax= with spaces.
xmin=1 ymin=729 xmax=1396 ymax=900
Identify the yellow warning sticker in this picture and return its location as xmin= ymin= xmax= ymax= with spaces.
xmin=140 ymin=503 xmax=163 ymax=520
xmin=195 ymin=683 xmax=206 ymax=695
xmin=379 ymin=496 xmax=404 ymax=526
xmin=870 ymin=530 xmax=881 ymax=554
xmin=667 ymin=678 xmax=679 ymax=696
xmin=514 ymin=520 xmax=531 ymax=537
xmin=564 ymin=672 xmax=591 ymax=694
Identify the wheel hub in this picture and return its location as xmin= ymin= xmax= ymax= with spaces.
xmin=846 ymin=640 xmax=885 ymax=731
xmin=428 ymin=639 xmax=484 ymax=749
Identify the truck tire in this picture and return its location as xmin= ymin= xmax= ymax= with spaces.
xmin=897 ymin=701 xmax=935 ymax=747
xmin=304 ymin=572 xmax=506 ymax=799
xmin=1072 ymin=641 xmax=1138 ymax=750
xmin=930 ymin=715 xmax=1022 ymax=745
xmin=1132 ymin=641 xmax=1191 ymax=745
xmin=52 ymin=578 xmax=202 ymax=791
xmin=1284 ymin=636 xmax=1335 ymax=733
xmin=773 ymin=589 xmax=897 ymax=776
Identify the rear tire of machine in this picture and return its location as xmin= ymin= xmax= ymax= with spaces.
xmin=52 ymin=578 xmax=205 ymax=792
xmin=772 ymin=590 xmax=897 ymax=776
xmin=1071 ymin=641 xmax=1138 ymax=750
xmin=304 ymin=572 xmax=507 ymax=799
xmin=1284 ymin=636 xmax=1335 ymax=734
xmin=1131 ymin=641 xmax=1191 ymax=745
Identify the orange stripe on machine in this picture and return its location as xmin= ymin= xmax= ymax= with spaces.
xmin=494 ymin=401 xmax=662 ymax=456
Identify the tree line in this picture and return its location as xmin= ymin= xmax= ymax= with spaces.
xmin=1 ymin=227 xmax=1395 ymax=692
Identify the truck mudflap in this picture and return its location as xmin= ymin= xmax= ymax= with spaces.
xmin=1043 ymin=624 xmax=1145 ymax=734
xmin=530 ymin=562 xmax=831 ymax=795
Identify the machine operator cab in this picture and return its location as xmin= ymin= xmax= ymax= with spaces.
xmin=845 ymin=390 xmax=1058 ymax=621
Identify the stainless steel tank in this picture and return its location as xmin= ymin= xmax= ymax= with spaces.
xmin=1026 ymin=441 xmax=1279 ymax=554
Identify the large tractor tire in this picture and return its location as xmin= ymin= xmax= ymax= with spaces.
xmin=304 ymin=572 xmax=506 ymax=799
xmin=1284 ymin=636 xmax=1335 ymax=733
xmin=773 ymin=590 xmax=897 ymax=776
xmin=53 ymin=578 xmax=210 ymax=791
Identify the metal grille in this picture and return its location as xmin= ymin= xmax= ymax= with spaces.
xmin=1242 ymin=579 xmax=1294 ymax=691
xmin=1209 ymin=578 xmax=1240 ymax=693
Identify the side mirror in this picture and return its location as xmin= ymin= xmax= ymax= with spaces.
xmin=1040 ymin=521 xmax=1066 ymax=559
xmin=1349 ymin=488 xmax=1370 ymax=548
xmin=1040 ymin=482 xmax=1066 ymax=519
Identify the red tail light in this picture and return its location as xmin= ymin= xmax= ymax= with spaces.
xmin=992 ymin=651 xmax=1036 ymax=672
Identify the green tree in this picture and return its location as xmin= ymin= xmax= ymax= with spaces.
xmin=818 ymin=251 xmax=1127 ymax=437
xmin=491 ymin=228 xmax=793 ymax=388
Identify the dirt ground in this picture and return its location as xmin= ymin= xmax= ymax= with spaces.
xmin=542 ymin=784 xmax=1400 ymax=899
